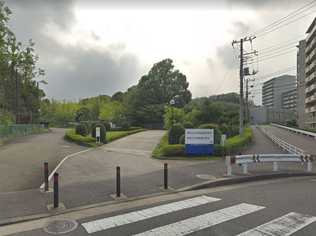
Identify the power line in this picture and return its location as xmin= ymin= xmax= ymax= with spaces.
xmin=252 ymin=0 xmax=316 ymax=37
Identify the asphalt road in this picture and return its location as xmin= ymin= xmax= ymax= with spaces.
xmin=243 ymin=126 xmax=286 ymax=154
xmin=264 ymin=125 xmax=316 ymax=155
xmin=0 ymin=128 xmax=86 ymax=192
xmin=5 ymin=176 xmax=316 ymax=236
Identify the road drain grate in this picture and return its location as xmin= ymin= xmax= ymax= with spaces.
xmin=43 ymin=219 xmax=78 ymax=234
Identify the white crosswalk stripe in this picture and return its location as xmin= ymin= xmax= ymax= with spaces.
xmin=82 ymin=195 xmax=220 ymax=234
xmin=133 ymin=203 xmax=265 ymax=236
xmin=237 ymin=212 xmax=316 ymax=236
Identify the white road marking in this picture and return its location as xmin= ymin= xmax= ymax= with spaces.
xmin=81 ymin=195 xmax=220 ymax=234
xmin=237 ymin=212 xmax=316 ymax=236
xmin=134 ymin=203 xmax=265 ymax=236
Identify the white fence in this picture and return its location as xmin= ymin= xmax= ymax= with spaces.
xmin=260 ymin=126 xmax=305 ymax=155
xmin=225 ymin=154 xmax=313 ymax=176
xmin=271 ymin=123 xmax=316 ymax=139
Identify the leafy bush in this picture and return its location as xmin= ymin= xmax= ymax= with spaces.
xmin=168 ymin=123 xmax=185 ymax=144
xmin=183 ymin=121 xmax=194 ymax=128
xmin=179 ymin=134 xmax=185 ymax=144
xmin=75 ymin=123 xmax=88 ymax=136
xmin=91 ymin=123 xmax=107 ymax=143
xmin=198 ymin=123 xmax=222 ymax=144
xmin=215 ymin=127 xmax=252 ymax=155
xmin=161 ymin=144 xmax=185 ymax=156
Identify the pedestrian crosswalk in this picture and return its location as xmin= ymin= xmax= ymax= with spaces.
xmin=81 ymin=195 xmax=316 ymax=235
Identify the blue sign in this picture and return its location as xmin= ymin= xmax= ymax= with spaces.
xmin=185 ymin=144 xmax=214 ymax=155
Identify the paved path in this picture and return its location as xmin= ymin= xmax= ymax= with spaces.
xmin=0 ymin=128 xmax=86 ymax=192
xmin=55 ymin=130 xmax=208 ymax=188
xmin=264 ymin=125 xmax=316 ymax=155
xmin=5 ymin=177 xmax=316 ymax=236
xmin=243 ymin=126 xmax=286 ymax=154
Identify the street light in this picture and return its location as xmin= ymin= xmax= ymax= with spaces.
xmin=169 ymin=98 xmax=176 ymax=127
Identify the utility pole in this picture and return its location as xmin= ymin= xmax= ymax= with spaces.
xmin=232 ymin=36 xmax=256 ymax=135
xmin=239 ymin=38 xmax=244 ymax=135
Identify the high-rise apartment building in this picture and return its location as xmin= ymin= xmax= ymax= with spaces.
xmin=305 ymin=18 xmax=316 ymax=129
xmin=297 ymin=40 xmax=306 ymax=128
xmin=262 ymin=75 xmax=296 ymax=110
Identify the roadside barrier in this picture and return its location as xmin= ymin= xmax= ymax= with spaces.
xmin=53 ymin=173 xmax=59 ymax=208
xmin=260 ymin=127 xmax=305 ymax=155
xmin=271 ymin=123 xmax=316 ymax=139
xmin=44 ymin=162 xmax=49 ymax=192
xmin=164 ymin=163 xmax=168 ymax=189
xmin=116 ymin=166 xmax=121 ymax=198
xmin=225 ymin=154 xmax=313 ymax=176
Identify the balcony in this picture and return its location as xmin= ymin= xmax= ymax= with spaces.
xmin=306 ymin=72 xmax=316 ymax=84
xmin=306 ymin=84 xmax=316 ymax=93
xmin=305 ymin=105 xmax=316 ymax=113
xmin=305 ymin=94 xmax=316 ymax=104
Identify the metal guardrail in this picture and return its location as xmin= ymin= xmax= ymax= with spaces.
xmin=260 ymin=126 xmax=305 ymax=156
xmin=271 ymin=123 xmax=316 ymax=139
xmin=225 ymin=154 xmax=313 ymax=176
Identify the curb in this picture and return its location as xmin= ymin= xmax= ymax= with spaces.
xmin=178 ymin=172 xmax=316 ymax=191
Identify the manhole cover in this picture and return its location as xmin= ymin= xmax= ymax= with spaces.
xmin=43 ymin=219 xmax=78 ymax=235
xmin=196 ymin=174 xmax=216 ymax=180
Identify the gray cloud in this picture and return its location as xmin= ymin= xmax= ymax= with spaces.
xmin=6 ymin=0 xmax=140 ymax=100
xmin=77 ymin=0 xmax=300 ymax=10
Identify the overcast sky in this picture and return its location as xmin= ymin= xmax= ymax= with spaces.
xmin=6 ymin=0 xmax=316 ymax=104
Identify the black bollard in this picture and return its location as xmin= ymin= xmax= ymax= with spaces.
xmin=53 ymin=173 xmax=59 ymax=208
xmin=44 ymin=162 xmax=49 ymax=192
xmin=116 ymin=166 xmax=121 ymax=197
xmin=164 ymin=163 xmax=168 ymax=190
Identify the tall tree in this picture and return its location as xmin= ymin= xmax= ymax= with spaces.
xmin=126 ymin=58 xmax=191 ymax=125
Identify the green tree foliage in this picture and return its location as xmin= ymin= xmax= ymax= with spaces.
xmin=168 ymin=123 xmax=185 ymax=144
xmin=126 ymin=59 xmax=191 ymax=125
xmin=75 ymin=107 xmax=91 ymax=122
xmin=75 ymin=123 xmax=89 ymax=136
xmin=0 ymin=2 xmax=45 ymax=124
xmin=164 ymin=106 xmax=185 ymax=129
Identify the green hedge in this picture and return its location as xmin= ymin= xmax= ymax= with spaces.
xmin=64 ymin=129 xmax=96 ymax=147
xmin=65 ymin=128 xmax=145 ymax=147
xmin=107 ymin=129 xmax=145 ymax=142
xmin=153 ymin=127 xmax=253 ymax=158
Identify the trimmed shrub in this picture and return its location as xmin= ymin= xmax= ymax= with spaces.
xmin=214 ymin=127 xmax=253 ymax=155
xmin=65 ymin=129 xmax=96 ymax=147
xmin=168 ymin=123 xmax=185 ymax=144
xmin=179 ymin=134 xmax=185 ymax=144
xmin=198 ymin=123 xmax=222 ymax=144
xmin=161 ymin=144 xmax=185 ymax=156
xmin=183 ymin=121 xmax=194 ymax=128
xmin=75 ymin=123 xmax=88 ymax=136
xmin=91 ymin=123 xmax=107 ymax=143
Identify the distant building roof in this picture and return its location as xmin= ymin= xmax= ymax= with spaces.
xmin=306 ymin=17 xmax=316 ymax=34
